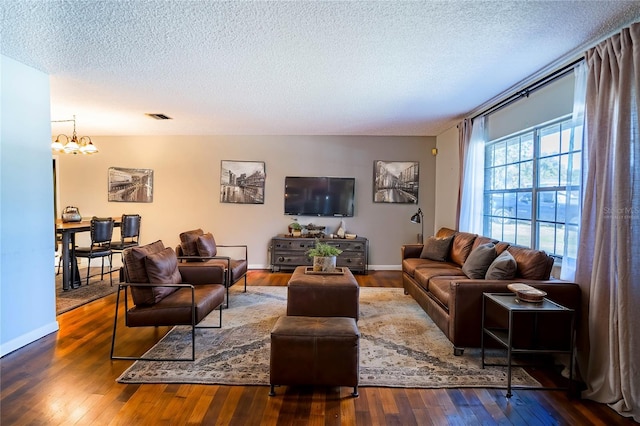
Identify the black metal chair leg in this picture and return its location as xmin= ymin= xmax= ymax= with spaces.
xmin=86 ymin=258 xmax=91 ymax=286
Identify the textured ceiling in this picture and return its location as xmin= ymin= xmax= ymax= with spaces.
xmin=2 ymin=1 xmax=639 ymax=137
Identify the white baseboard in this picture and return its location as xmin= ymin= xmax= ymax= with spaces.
xmin=0 ymin=320 xmax=59 ymax=358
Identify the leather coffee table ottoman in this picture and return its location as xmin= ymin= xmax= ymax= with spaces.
xmin=269 ymin=315 xmax=359 ymax=397
xmin=287 ymin=265 xmax=360 ymax=320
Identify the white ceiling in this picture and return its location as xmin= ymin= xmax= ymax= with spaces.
xmin=2 ymin=1 xmax=639 ymax=137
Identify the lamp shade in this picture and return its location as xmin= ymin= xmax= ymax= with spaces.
xmin=410 ymin=208 xmax=423 ymax=223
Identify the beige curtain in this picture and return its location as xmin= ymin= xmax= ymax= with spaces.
xmin=575 ymin=22 xmax=640 ymax=421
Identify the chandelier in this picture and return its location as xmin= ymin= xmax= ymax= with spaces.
xmin=51 ymin=115 xmax=98 ymax=155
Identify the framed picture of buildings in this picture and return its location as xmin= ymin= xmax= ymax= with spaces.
xmin=373 ymin=160 xmax=419 ymax=203
xmin=108 ymin=167 xmax=154 ymax=203
xmin=220 ymin=160 xmax=266 ymax=204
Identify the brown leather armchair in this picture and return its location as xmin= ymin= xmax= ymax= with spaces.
xmin=110 ymin=240 xmax=226 ymax=361
xmin=176 ymin=229 xmax=248 ymax=308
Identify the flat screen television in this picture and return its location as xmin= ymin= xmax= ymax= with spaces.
xmin=284 ymin=176 xmax=355 ymax=217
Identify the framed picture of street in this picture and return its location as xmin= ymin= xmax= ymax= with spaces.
xmin=220 ymin=160 xmax=266 ymax=204
xmin=108 ymin=167 xmax=154 ymax=203
xmin=373 ymin=160 xmax=419 ymax=203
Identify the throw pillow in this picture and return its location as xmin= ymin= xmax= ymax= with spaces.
xmin=144 ymin=247 xmax=182 ymax=303
xmin=122 ymin=240 xmax=166 ymax=305
xmin=179 ymin=229 xmax=204 ymax=257
xmin=462 ymin=243 xmax=497 ymax=279
xmin=485 ymin=250 xmax=517 ymax=280
xmin=197 ymin=232 xmax=218 ymax=257
xmin=420 ymin=235 xmax=454 ymax=262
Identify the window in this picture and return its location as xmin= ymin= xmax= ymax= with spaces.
xmin=483 ymin=117 xmax=581 ymax=257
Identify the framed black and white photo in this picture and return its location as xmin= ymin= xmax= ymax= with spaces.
xmin=373 ymin=160 xmax=419 ymax=203
xmin=220 ymin=160 xmax=265 ymax=204
xmin=108 ymin=167 xmax=154 ymax=203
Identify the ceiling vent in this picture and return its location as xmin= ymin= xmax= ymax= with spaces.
xmin=145 ymin=113 xmax=172 ymax=120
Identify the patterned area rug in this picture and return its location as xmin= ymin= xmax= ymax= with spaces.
xmin=56 ymin=267 xmax=118 ymax=315
xmin=117 ymin=286 xmax=540 ymax=389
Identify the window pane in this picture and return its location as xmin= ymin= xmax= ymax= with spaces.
xmin=489 ymin=192 xmax=516 ymax=221
xmin=494 ymin=142 xmax=507 ymax=166
xmin=515 ymin=220 xmax=531 ymax=247
xmin=538 ymin=156 xmax=560 ymax=186
xmin=540 ymin=125 xmax=561 ymax=156
xmin=506 ymin=164 xmax=519 ymax=189
xmin=559 ymin=153 xmax=569 ymax=186
xmin=521 ymin=160 xmax=533 ymax=188
xmin=516 ymin=192 xmax=532 ymax=220
xmin=560 ymin=191 xmax=580 ymax=224
xmin=560 ymin=127 xmax=572 ymax=153
xmin=573 ymin=125 xmax=583 ymax=151
xmin=538 ymin=191 xmax=557 ymax=222
xmin=507 ymin=139 xmax=520 ymax=164
xmin=521 ymin=134 xmax=534 ymax=160
xmin=491 ymin=166 xmax=506 ymax=190
xmin=537 ymin=222 xmax=557 ymax=254
xmin=569 ymin=152 xmax=581 ymax=186
xmin=486 ymin=145 xmax=495 ymax=167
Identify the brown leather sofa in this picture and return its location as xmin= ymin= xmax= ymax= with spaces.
xmin=402 ymin=227 xmax=580 ymax=355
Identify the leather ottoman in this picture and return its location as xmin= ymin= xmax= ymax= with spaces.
xmin=269 ymin=316 xmax=359 ymax=397
xmin=287 ymin=266 xmax=360 ymax=320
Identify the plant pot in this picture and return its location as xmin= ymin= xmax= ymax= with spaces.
xmin=313 ymin=256 xmax=337 ymax=272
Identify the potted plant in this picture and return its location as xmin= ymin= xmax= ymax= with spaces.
xmin=306 ymin=239 xmax=343 ymax=272
xmin=289 ymin=221 xmax=303 ymax=236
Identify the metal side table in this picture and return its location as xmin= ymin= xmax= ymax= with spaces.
xmin=481 ymin=292 xmax=575 ymax=398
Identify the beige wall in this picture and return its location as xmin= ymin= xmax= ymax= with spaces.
xmin=56 ymin=135 xmax=435 ymax=269
xmin=434 ymin=126 xmax=459 ymax=232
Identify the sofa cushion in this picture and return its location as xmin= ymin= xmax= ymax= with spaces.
xmin=123 ymin=240 xmax=165 ymax=284
xmin=414 ymin=265 xmax=465 ymax=291
xmin=450 ymin=232 xmax=477 ymax=266
xmin=427 ymin=277 xmax=454 ymax=310
xmin=507 ymin=246 xmax=554 ymax=280
xmin=144 ymin=247 xmax=182 ymax=303
xmin=420 ymin=235 xmax=454 ymax=261
xmin=403 ymin=258 xmax=459 ymax=278
xmin=462 ymin=243 xmax=497 ymax=279
xmin=179 ymin=229 xmax=204 ymax=257
xmin=485 ymin=250 xmax=517 ymax=280
xmin=197 ymin=232 xmax=218 ymax=257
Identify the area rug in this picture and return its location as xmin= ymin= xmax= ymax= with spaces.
xmin=117 ymin=286 xmax=540 ymax=389
xmin=56 ymin=267 xmax=118 ymax=315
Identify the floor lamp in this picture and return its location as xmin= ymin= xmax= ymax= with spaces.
xmin=410 ymin=208 xmax=424 ymax=244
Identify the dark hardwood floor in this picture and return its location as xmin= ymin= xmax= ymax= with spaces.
xmin=1 ymin=270 xmax=634 ymax=425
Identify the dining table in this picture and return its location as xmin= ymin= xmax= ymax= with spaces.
xmin=56 ymin=219 xmax=121 ymax=291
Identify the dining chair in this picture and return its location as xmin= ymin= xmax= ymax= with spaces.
xmin=110 ymin=214 xmax=141 ymax=260
xmin=74 ymin=217 xmax=115 ymax=286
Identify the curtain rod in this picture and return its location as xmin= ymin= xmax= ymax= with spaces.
xmin=471 ymin=56 xmax=585 ymax=121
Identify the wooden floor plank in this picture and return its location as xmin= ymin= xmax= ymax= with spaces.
xmin=1 ymin=269 xmax=636 ymax=425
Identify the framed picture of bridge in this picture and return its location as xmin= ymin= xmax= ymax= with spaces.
xmin=373 ymin=160 xmax=419 ymax=203
xmin=108 ymin=167 xmax=154 ymax=203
